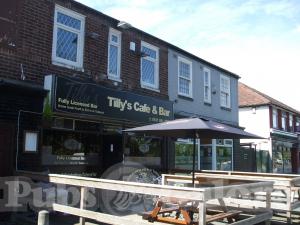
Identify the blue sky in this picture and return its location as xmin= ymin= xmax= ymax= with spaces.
xmin=77 ymin=0 xmax=300 ymax=110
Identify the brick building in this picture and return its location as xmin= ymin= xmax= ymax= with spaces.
xmin=0 ymin=0 xmax=248 ymax=177
xmin=0 ymin=0 xmax=173 ymax=176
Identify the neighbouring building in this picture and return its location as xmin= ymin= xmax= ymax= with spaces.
xmin=239 ymin=82 xmax=300 ymax=174
xmin=168 ymin=48 xmax=240 ymax=171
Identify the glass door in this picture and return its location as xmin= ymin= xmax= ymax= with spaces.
xmin=200 ymin=146 xmax=212 ymax=170
xmin=216 ymin=146 xmax=232 ymax=171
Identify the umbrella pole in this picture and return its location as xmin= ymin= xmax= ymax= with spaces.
xmin=192 ymin=131 xmax=196 ymax=186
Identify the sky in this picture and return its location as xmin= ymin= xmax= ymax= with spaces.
xmin=76 ymin=0 xmax=300 ymax=111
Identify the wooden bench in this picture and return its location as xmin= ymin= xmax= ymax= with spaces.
xmin=206 ymin=210 xmax=242 ymax=223
xmin=142 ymin=200 xmax=242 ymax=224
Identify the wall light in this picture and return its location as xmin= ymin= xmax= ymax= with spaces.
xmin=117 ymin=21 xmax=132 ymax=29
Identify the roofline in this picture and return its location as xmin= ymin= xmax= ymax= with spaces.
xmin=239 ymin=104 xmax=269 ymax=108
xmin=239 ymin=103 xmax=300 ymax=115
xmin=71 ymin=0 xmax=240 ymax=79
xmin=239 ymin=82 xmax=300 ymax=115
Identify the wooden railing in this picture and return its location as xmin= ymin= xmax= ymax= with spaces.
xmin=16 ymin=171 xmax=274 ymax=225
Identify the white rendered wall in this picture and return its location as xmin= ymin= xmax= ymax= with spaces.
xmin=239 ymin=106 xmax=271 ymax=152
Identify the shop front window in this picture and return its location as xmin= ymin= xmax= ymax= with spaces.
xmin=272 ymin=141 xmax=292 ymax=174
xmin=42 ymin=129 xmax=101 ymax=166
xmin=124 ymin=136 xmax=162 ymax=168
xmin=282 ymin=146 xmax=292 ymax=173
xmin=174 ymin=139 xmax=232 ymax=171
xmin=272 ymin=145 xmax=283 ymax=173
xmin=175 ymin=139 xmax=199 ymax=170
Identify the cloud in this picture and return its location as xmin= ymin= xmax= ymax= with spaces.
xmin=75 ymin=0 xmax=300 ymax=110
xmin=294 ymin=25 xmax=300 ymax=33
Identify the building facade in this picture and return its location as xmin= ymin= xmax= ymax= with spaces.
xmin=0 ymin=0 xmax=174 ymax=177
xmin=239 ymin=83 xmax=300 ymax=173
xmin=168 ymin=48 xmax=241 ymax=171
xmin=0 ymin=0 xmax=243 ymax=177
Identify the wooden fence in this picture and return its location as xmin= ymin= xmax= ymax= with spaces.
xmin=16 ymin=171 xmax=273 ymax=225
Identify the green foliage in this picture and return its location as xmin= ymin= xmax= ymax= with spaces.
xmin=43 ymin=94 xmax=53 ymax=120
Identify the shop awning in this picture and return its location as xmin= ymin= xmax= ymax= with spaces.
xmin=124 ymin=117 xmax=264 ymax=139
xmin=0 ymin=78 xmax=48 ymax=96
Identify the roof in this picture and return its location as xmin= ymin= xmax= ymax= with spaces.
xmin=239 ymin=82 xmax=300 ymax=114
xmin=72 ymin=0 xmax=240 ymax=79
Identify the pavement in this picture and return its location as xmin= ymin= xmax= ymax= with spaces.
xmin=0 ymin=211 xmax=300 ymax=225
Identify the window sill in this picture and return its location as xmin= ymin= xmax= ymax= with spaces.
xmin=141 ymin=84 xmax=160 ymax=93
xmin=108 ymin=76 xmax=122 ymax=83
xmin=52 ymin=60 xmax=84 ymax=72
xmin=178 ymin=94 xmax=193 ymax=101
xmin=204 ymin=102 xmax=212 ymax=106
xmin=220 ymin=106 xmax=231 ymax=111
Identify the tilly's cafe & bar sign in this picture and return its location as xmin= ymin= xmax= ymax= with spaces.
xmin=46 ymin=75 xmax=174 ymax=123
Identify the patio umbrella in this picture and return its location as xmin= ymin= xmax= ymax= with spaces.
xmin=124 ymin=117 xmax=264 ymax=185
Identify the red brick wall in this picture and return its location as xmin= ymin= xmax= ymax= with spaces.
xmin=0 ymin=0 xmax=168 ymax=99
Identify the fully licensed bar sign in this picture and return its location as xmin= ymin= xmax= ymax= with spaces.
xmin=52 ymin=76 xmax=173 ymax=123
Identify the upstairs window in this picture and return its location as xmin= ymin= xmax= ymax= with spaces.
xmin=272 ymin=108 xmax=278 ymax=128
xmin=203 ymin=68 xmax=211 ymax=103
xmin=296 ymin=117 xmax=300 ymax=131
xmin=281 ymin=111 xmax=287 ymax=131
xmin=52 ymin=5 xmax=85 ymax=69
xmin=108 ymin=28 xmax=121 ymax=81
xmin=289 ymin=114 xmax=294 ymax=131
xmin=220 ymin=75 xmax=230 ymax=108
xmin=178 ymin=57 xmax=192 ymax=97
xmin=140 ymin=41 xmax=159 ymax=90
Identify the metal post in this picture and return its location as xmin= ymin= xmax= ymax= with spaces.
xmin=192 ymin=131 xmax=196 ymax=186
xmin=37 ymin=210 xmax=49 ymax=225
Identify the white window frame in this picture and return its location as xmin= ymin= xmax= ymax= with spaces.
xmin=24 ymin=131 xmax=39 ymax=153
xmin=281 ymin=111 xmax=287 ymax=131
xmin=178 ymin=56 xmax=193 ymax=98
xmin=52 ymin=5 xmax=85 ymax=69
xmin=140 ymin=41 xmax=159 ymax=90
xmin=289 ymin=114 xmax=294 ymax=131
xmin=273 ymin=108 xmax=278 ymax=128
xmin=107 ymin=28 xmax=122 ymax=81
xmin=220 ymin=74 xmax=231 ymax=108
xmin=203 ymin=67 xmax=211 ymax=103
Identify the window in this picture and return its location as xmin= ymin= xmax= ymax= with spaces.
xmin=140 ymin=41 xmax=159 ymax=90
xmin=178 ymin=56 xmax=192 ymax=97
xmin=289 ymin=114 xmax=294 ymax=131
xmin=272 ymin=108 xmax=278 ymax=128
xmin=220 ymin=75 xmax=230 ymax=108
xmin=203 ymin=68 xmax=211 ymax=103
xmin=52 ymin=5 xmax=85 ymax=69
xmin=24 ymin=131 xmax=39 ymax=153
xmin=281 ymin=111 xmax=287 ymax=131
xmin=108 ymin=28 xmax=121 ymax=81
xmin=296 ymin=117 xmax=300 ymax=132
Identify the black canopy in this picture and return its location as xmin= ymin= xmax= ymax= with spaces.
xmin=124 ymin=117 xmax=263 ymax=185
xmin=124 ymin=117 xmax=263 ymax=139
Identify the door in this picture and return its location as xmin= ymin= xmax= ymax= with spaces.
xmin=102 ymin=134 xmax=123 ymax=172
xmin=238 ymin=145 xmax=256 ymax=172
xmin=0 ymin=123 xmax=14 ymax=176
